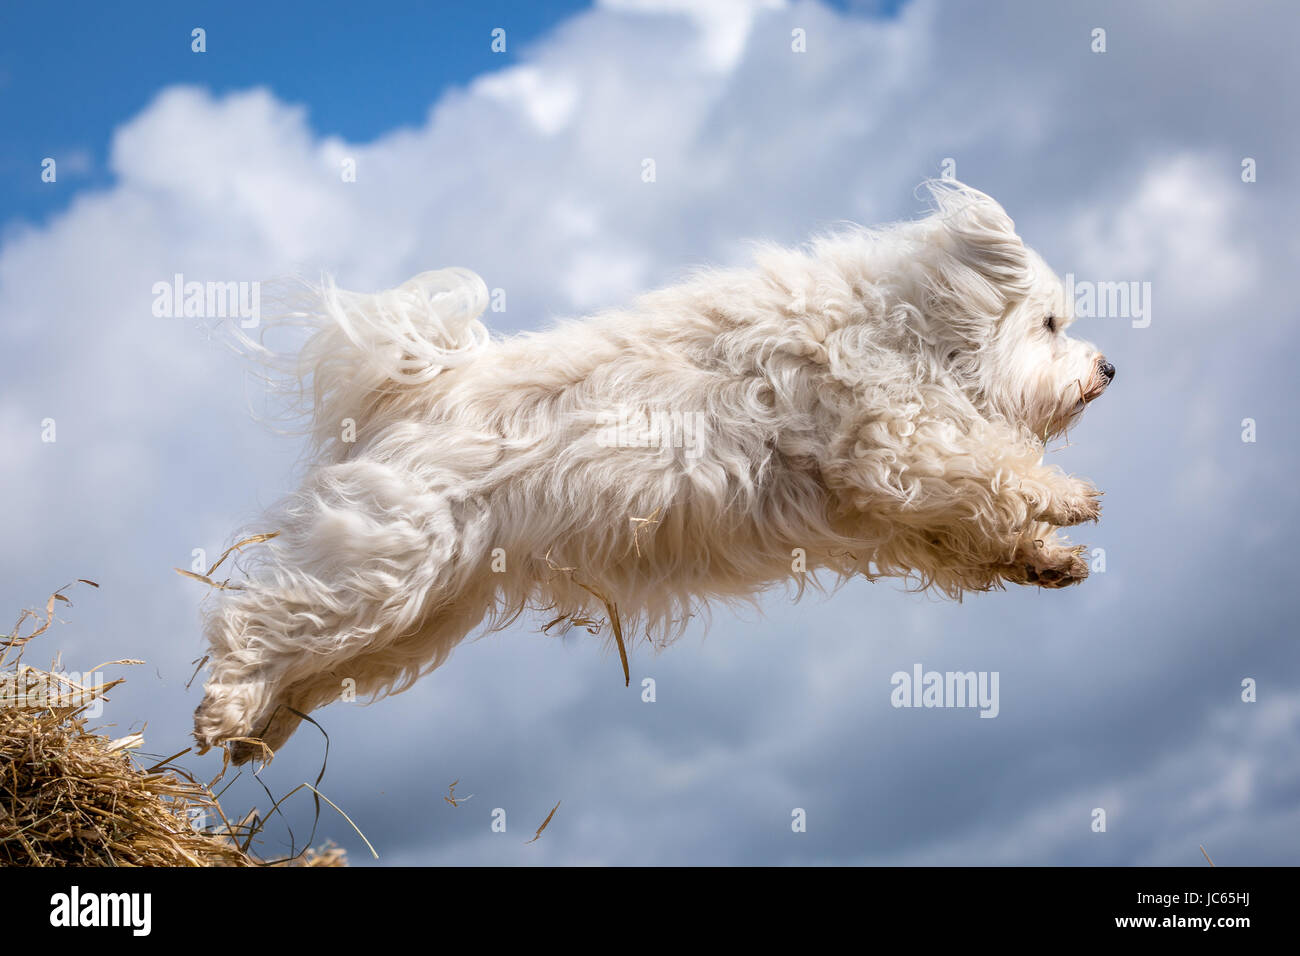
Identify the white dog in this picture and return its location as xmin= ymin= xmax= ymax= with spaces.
xmin=194 ymin=182 xmax=1114 ymax=762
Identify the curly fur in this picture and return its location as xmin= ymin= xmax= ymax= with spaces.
xmin=194 ymin=181 xmax=1114 ymax=763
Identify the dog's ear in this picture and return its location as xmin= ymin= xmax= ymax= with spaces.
xmin=924 ymin=181 xmax=1033 ymax=300
xmin=909 ymin=182 xmax=1035 ymax=345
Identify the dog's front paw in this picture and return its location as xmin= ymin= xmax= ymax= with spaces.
xmin=1002 ymin=540 xmax=1089 ymax=589
xmin=1040 ymin=481 xmax=1102 ymax=527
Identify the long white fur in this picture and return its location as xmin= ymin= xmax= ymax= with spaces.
xmin=195 ymin=181 xmax=1113 ymax=762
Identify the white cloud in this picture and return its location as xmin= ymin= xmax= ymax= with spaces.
xmin=1069 ymin=153 xmax=1255 ymax=310
xmin=474 ymin=67 xmax=582 ymax=136
xmin=600 ymin=0 xmax=788 ymax=72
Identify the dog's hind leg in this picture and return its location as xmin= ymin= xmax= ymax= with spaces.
xmin=194 ymin=457 xmax=486 ymax=761
xmin=213 ymin=594 xmax=494 ymax=764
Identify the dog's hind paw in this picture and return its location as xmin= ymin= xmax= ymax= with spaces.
xmin=194 ymin=680 xmax=301 ymax=765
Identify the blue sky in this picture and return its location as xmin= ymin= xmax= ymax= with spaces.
xmin=1 ymin=0 xmax=906 ymax=225
xmin=1 ymin=0 xmax=592 ymax=222
xmin=1 ymin=0 xmax=1297 ymax=866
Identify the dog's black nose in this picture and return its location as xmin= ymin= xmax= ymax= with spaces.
xmin=1099 ymin=361 xmax=1115 ymax=382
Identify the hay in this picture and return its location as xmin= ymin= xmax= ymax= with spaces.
xmin=0 ymin=583 xmax=346 ymax=867
xmin=0 ymin=661 xmax=251 ymax=866
xmin=543 ymin=550 xmax=631 ymax=687
xmin=526 ymin=800 xmax=561 ymax=845
xmin=443 ymin=779 xmax=473 ymax=808
xmin=173 ymin=531 xmax=281 ymax=591
xmin=275 ymin=841 xmax=348 ymax=867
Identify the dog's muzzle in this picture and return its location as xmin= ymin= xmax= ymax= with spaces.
xmin=1083 ymin=357 xmax=1115 ymax=403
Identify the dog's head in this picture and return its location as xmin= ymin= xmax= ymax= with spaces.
xmin=909 ymin=182 xmax=1114 ymax=441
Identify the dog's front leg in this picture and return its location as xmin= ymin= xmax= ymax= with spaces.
xmin=994 ymin=523 xmax=1091 ymax=589
xmin=1030 ymin=473 xmax=1101 ymax=527
xmin=829 ymin=417 xmax=1095 ymax=591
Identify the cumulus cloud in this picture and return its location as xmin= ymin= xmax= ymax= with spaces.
xmin=1069 ymin=154 xmax=1257 ymax=310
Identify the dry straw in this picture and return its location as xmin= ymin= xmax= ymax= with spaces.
xmin=0 ymin=581 xmax=345 ymax=867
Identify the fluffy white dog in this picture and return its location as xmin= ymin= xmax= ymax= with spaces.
xmin=194 ymin=182 xmax=1114 ymax=762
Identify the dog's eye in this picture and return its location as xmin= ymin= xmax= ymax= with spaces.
xmin=1044 ymin=315 xmax=1058 ymax=334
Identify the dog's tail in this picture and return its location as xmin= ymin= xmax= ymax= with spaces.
xmin=235 ymin=268 xmax=491 ymax=455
